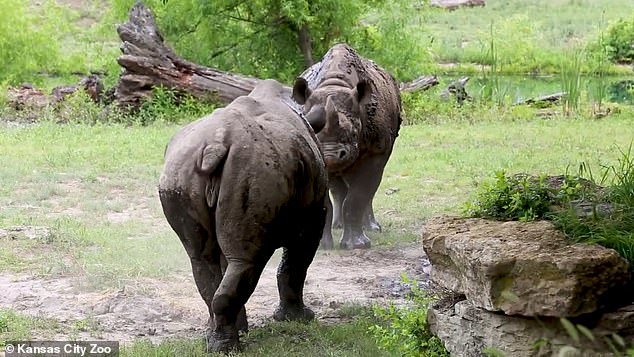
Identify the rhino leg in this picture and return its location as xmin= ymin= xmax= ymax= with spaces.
xmin=340 ymin=157 xmax=387 ymax=249
xmin=330 ymin=176 xmax=348 ymax=229
xmin=219 ymin=254 xmax=248 ymax=334
xmin=159 ymin=192 xmax=224 ymax=340
xmin=320 ymin=196 xmax=335 ymax=249
xmin=208 ymin=249 xmax=273 ymax=353
xmin=274 ymin=233 xmax=321 ymax=321
xmin=362 ymin=199 xmax=382 ymax=232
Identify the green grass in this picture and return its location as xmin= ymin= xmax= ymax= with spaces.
xmin=120 ymin=318 xmax=388 ymax=357
xmin=422 ymin=0 xmax=634 ymax=74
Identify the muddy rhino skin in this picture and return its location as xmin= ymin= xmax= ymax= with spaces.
xmin=158 ymin=79 xmax=328 ymax=352
xmin=292 ymin=43 xmax=402 ymax=250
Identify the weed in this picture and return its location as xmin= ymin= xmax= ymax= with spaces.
xmin=464 ymin=171 xmax=585 ymax=221
xmin=370 ymin=275 xmax=448 ymax=356
xmin=560 ymin=49 xmax=584 ymax=115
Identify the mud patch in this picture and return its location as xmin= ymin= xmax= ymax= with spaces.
xmin=0 ymin=244 xmax=430 ymax=344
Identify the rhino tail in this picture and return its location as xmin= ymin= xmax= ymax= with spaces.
xmin=196 ymin=140 xmax=228 ymax=209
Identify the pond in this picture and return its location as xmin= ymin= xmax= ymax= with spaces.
xmin=440 ymin=74 xmax=634 ymax=105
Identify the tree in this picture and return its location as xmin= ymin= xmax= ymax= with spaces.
xmin=106 ymin=0 xmax=429 ymax=83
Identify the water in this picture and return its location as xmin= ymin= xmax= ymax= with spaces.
xmin=442 ymin=74 xmax=634 ymax=105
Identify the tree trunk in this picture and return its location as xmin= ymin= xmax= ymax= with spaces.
xmin=298 ymin=25 xmax=314 ymax=69
xmin=113 ymin=2 xmax=262 ymax=108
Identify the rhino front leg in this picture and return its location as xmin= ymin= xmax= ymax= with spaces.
xmin=330 ymin=176 xmax=347 ymax=229
xmin=340 ymin=157 xmax=387 ymax=249
xmin=274 ymin=240 xmax=320 ymax=321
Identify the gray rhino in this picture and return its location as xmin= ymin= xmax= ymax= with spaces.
xmin=292 ymin=43 xmax=402 ymax=250
xmin=158 ymin=79 xmax=328 ymax=352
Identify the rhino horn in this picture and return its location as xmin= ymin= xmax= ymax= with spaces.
xmin=305 ymin=106 xmax=326 ymax=133
xmin=325 ymin=96 xmax=340 ymax=131
xmin=292 ymin=77 xmax=312 ymax=105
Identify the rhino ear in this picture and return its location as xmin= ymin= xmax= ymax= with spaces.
xmin=305 ymin=106 xmax=326 ymax=133
xmin=355 ymin=80 xmax=371 ymax=104
xmin=292 ymin=77 xmax=311 ymax=105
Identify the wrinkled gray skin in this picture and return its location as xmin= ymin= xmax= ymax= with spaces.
xmin=292 ymin=43 xmax=402 ymax=250
xmin=158 ymin=80 xmax=328 ymax=353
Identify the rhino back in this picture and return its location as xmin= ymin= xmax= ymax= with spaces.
xmin=217 ymin=96 xmax=326 ymax=212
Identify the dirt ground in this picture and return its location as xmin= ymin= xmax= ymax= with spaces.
xmin=0 ymin=242 xmax=430 ymax=344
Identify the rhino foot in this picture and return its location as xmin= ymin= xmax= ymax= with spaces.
xmin=237 ymin=307 xmax=248 ymax=333
xmin=206 ymin=330 xmax=239 ymax=353
xmin=273 ymin=305 xmax=315 ymax=322
xmin=340 ymin=235 xmax=371 ymax=250
xmin=320 ymin=235 xmax=335 ymax=250
xmin=363 ymin=220 xmax=382 ymax=232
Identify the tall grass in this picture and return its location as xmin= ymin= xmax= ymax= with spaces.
xmin=479 ymin=22 xmax=508 ymax=107
xmin=560 ymin=50 xmax=584 ymax=115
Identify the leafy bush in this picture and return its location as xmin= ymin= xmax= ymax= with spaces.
xmin=370 ymin=275 xmax=449 ymax=357
xmin=464 ymin=171 xmax=586 ymax=221
xmin=0 ymin=0 xmax=86 ymax=84
xmin=552 ymin=146 xmax=634 ymax=272
xmin=604 ymin=17 xmax=634 ymax=64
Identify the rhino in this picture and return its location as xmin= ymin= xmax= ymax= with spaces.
xmin=292 ymin=43 xmax=402 ymax=250
xmin=158 ymin=79 xmax=328 ymax=352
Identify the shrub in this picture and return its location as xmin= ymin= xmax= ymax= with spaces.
xmin=0 ymin=0 xmax=84 ymax=84
xmin=604 ymin=17 xmax=634 ymax=64
xmin=464 ymin=171 xmax=585 ymax=222
xmin=369 ymin=275 xmax=449 ymax=357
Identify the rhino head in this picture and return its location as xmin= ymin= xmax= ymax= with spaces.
xmin=292 ymin=77 xmax=370 ymax=173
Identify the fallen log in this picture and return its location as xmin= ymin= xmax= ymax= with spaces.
xmin=430 ymin=0 xmax=486 ymax=11
xmin=515 ymin=92 xmax=566 ymax=106
xmin=113 ymin=2 xmax=262 ymax=108
xmin=400 ymin=75 xmax=440 ymax=92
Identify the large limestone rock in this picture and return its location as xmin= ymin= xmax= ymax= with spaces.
xmin=422 ymin=216 xmax=631 ymax=317
xmin=428 ymin=298 xmax=634 ymax=357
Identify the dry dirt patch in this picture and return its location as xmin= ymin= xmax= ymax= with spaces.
xmin=0 ymin=243 xmax=430 ymax=344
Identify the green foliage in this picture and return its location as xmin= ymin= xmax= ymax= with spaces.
xmin=554 ymin=318 xmax=634 ymax=356
xmin=0 ymin=0 xmax=73 ymax=84
xmin=136 ymin=86 xmax=217 ymax=125
xmin=603 ymin=17 xmax=634 ymax=64
xmin=104 ymin=0 xmax=427 ymax=83
xmin=560 ymin=50 xmax=584 ymax=115
xmin=552 ymin=145 xmax=634 ymax=272
xmin=370 ymin=275 xmax=449 ymax=357
xmin=350 ymin=0 xmax=434 ymax=80
xmin=465 ymin=172 xmax=584 ymax=221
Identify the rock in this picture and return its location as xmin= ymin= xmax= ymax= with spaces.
xmin=422 ymin=216 xmax=631 ymax=317
xmin=0 ymin=226 xmax=53 ymax=242
xmin=428 ymin=298 xmax=633 ymax=357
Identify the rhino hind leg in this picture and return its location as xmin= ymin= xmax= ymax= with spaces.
xmin=159 ymin=192 xmax=224 ymax=341
xmin=362 ymin=199 xmax=382 ymax=232
xmin=208 ymin=253 xmax=273 ymax=353
xmin=330 ymin=177 xmax=348 ymax=229
xmin=273 ymin=234 xmax=319 ymax=321
xmin=340 ymin=158 xmax=387 ymax=250
xmin=320 ymin=196 xmax=335 ymax=249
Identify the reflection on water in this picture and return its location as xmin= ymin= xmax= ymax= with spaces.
xmin=441 ymin=75 xmax=634 ymax=105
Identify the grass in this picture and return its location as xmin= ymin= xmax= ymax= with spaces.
xmin=422 ymin=0 xmax=634 ymax=74
xmin=3 ymin=101 xmax=634 ymax=354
